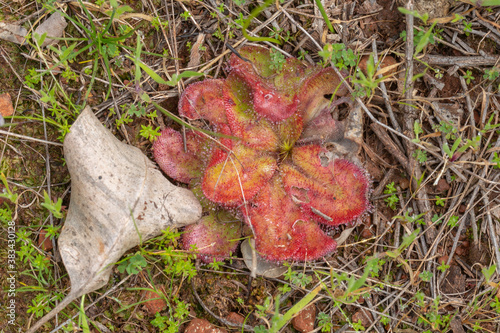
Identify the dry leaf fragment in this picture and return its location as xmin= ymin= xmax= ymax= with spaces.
xmin=0 ymin=93 xmax=14 ymax=117
xmin=37 ymin=229 xmax=53 ymax=251
xmin=34 ymin=11 xmax=67 ymax=47
xmin=27 ymin=106 xmax=202 ymax=333
xmin=241 ymin=239 xmax=287 ymax=278
xmin=0 ymin=22 xmax=28 ymax=44
xmin=0 ymin=11 xmax=67 ymax=47
xmin=187 ymin=33 xmax=205 ymax=69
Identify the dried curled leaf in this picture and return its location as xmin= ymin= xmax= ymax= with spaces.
xmin=28 ymin=107 xmax=202 ymax=333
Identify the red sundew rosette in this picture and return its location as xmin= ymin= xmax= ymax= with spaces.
xmin=153 ymin=45 xmax=369 ymax=263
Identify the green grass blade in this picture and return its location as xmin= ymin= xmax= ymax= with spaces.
xmin=272 ymin=285 xmax=322 ymax=331
xmin=241 ymin=0 xmax=281 ymax=45
xmin=314 ymin=0 xmax=335 ymax=33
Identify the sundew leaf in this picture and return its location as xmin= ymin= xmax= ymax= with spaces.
xmin=182 ymin=213 xmax=242 ymax=263
xmin=223 ymin=73 xmax=279 ymax=151
xmin=300 ymin=108 xmax=343 ymax=142
xmin=202 ymin=142 xmax=277 ymax=206
xmin=282 ymin=145 xmax=370 ymax=226
xmin=152 ymin=128 xmax=206 ymax=183
xmin=244 ymin=176 xmax=337 ymax=261
xmin=297 ymin=67 xmax=348 ymax=124
xmin=178 ymin=79 xmax=227 ymax=125
xmin=228 ymin=48 xmax=297 ymax=122
xmin=152 ymin=101 xmax=235 ymax=140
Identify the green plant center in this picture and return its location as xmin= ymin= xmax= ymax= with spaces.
xmin=278 ymin=139 xmax=295 ymax=161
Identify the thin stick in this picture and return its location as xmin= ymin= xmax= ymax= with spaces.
xmin=481 ymin=188 xmax=500 ymax=275
xmin=0 ymin=129 xmax=63 ymax=146
xmin=421 ymin=54 xmax=499 ymax=67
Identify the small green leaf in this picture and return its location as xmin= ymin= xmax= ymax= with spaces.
xmin=398 ymin=228 xmax=420 ymax=253
xmin=414 ymin=22 xmax=437 ymax=56
xmin=79 ymin=296 xmax=90 ymax=333
xmin=168 ymin=71 xmax=204 ymax=86
xmin=451 ymin=137 xmax=462 ymax=154
xmin=33 ymin=32 xmax=47 ymax=46
xmin=412 ymin=72 xmax=425 ymax=81
xmin=482 ymin=265 xmax=497 ymax=283
xmin=105 ymin=5 xmax=133 ymax=18
xmin=0 ymin=173 xmax=18 ymax=203
xmin=398 ymin=8 xmax=414 ymax=16
xmin=40 ymin=190 xmax=63 ymax=219
xmin=135 ymin=60 xmax=170 ymax=84
xmin=132 ymin=58 xmax=204 ymax=86
xmin=140 ymin=92 xmax=151 ymax=103
xmin=466 ymin=0 xmax=500 ymax=6
xmin=419 ymin=270 xmax=433 ymax=282
xmin=443 ymin=143 xmax=452 ymax=159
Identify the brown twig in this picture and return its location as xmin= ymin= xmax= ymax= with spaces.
xmin=371 ymin=40 xmax=403 ymax=134
xmin=421 ymin=54 xmax=500 ymax=67
xmin=401 ymin=1 xmax=436 ymax=244
xmin=370 ymin=123 xmax=410 ymax=171
xmin=481 ymin=188 xmax=500 ymax=275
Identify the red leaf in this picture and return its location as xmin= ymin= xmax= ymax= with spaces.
xmin=244 ymin=176 xmax=337 ymax=261
xmin=182 ymin=213 xmax=241 ymax=263
xmin=297 ymin=68 xmax=348 ymax=124
xmin=178 ymin=79 xmax=227 ymax=125
xmin=282 ymin=145 xmax=370 ymax=226
xmin=223 ymin=73 xmax=279 ymax=151
xmin=202 ymin=141 xmax=277 ymax=206
xmin=153 ymin=128 xmax=206 ymax=183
